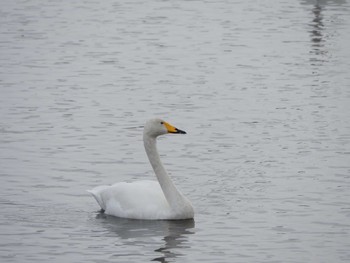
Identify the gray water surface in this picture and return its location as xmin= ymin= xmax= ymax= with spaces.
xmin=1 ymin=0 xmax=350 ymax=262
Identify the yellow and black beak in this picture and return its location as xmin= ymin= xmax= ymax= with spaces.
xmin=164 ymin=122 xmax=186 ymax=134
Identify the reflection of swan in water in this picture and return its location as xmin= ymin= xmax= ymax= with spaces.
xmin=88 ymin=118 xmax=194 ymax=220
xmin=151 ymin=219 xmax=195 ymax=262
xmin=95 ymin=213 xmax=195 ymax=262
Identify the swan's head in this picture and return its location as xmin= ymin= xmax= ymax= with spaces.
xmin=144 ymin=118 xmax=186 ymax=138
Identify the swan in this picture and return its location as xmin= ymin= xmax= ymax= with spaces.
xmin=88 ymin=118 xmax=194 ymax=220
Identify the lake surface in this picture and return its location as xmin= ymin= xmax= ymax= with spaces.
xmin=1 ymin=0 xmax=350 ymax=262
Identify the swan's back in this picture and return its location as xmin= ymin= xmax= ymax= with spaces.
xmin=88 ymin=180 xmax=174 ymax=220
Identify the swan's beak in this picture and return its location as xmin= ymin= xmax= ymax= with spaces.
xmin=164 ymin=122 xmax=187 ymax=134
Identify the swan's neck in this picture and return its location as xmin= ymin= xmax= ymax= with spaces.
xmin=143 ymin=135 xmax=186 ymax=210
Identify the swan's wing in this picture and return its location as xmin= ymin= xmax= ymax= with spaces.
xmin=88 ymin=180 xmax=171 ymax=219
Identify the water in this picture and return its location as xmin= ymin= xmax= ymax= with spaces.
xmin=1 ymin=0 xmax=350 ymax=262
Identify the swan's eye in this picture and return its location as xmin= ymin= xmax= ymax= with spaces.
xmin=160 ymin=121 xmax=164 ymax=125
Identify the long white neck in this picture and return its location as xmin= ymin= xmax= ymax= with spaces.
xmin=143 ymin=135 xmax=186 ymax=210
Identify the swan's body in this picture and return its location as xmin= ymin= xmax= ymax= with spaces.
xmin=88 ymin=119 xmax=194 ymax=220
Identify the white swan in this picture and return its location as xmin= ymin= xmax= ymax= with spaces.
xmin=88 ymin=118 xmax=194 ymax=220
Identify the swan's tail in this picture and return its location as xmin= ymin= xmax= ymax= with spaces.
xmin=87 ymin=185 xmax=109 ymax=211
